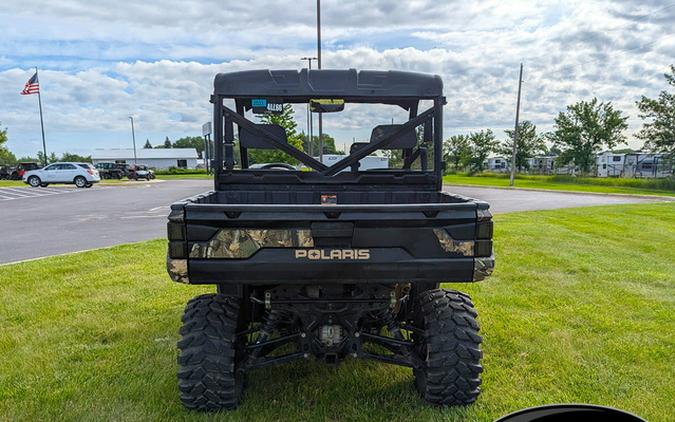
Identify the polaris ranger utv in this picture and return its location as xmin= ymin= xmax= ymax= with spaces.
xmin=166 ymin=69 xmax=494 ymax=410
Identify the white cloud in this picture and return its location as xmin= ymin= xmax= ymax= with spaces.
xmin=0 ymin=0 xmax=673 ymax=156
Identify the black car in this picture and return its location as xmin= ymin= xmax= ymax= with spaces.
xmin=166 ymin=69 xmax=494 ymax=410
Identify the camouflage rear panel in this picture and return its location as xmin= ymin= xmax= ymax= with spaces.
xmin=190 ymin=228 xmax=314 ymax=259
xmin=432 ymin=228 xmax=474 ymax=256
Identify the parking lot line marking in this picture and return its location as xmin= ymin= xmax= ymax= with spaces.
xmin=0 ymin=187 xmax=80 ymax=201
xmin=3 ymin=187 xmax=60 ymax=196
xmin=0 ymin=189 xmax=36 ymax=198
xmin=39 ymin=187 xmax=74 ymax=193
xmin=4 ymin=189 xmax=65 ymax=198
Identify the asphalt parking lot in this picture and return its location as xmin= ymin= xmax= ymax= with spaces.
xmin=0 ymin=180 xmax=666 ymax=264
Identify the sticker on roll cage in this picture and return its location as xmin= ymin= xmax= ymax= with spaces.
xmin=295 ymin=249 xmax=370 ymax=260
xmin=251 ymin=98 xmax=283 ymax=114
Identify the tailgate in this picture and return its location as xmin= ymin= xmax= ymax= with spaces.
xmin=167 ymin=201 xmax=493 ymax=285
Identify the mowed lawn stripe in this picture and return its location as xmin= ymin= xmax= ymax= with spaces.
xmin=0 ymin=203 xmax=673 ymax=421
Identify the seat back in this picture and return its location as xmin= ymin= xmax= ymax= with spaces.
xmin=240 ymin=124 xmax=287 ymax=149
xmin=369 ymin=124 xmax=417 ymax=149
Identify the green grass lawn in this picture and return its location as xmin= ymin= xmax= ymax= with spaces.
xmin=0 ymin=180 xmax=24 ymax=187
xmin=443 ymin=173 xmax=675 ymax=197
xmin=1 ymin=203 xmax=673 ymax=421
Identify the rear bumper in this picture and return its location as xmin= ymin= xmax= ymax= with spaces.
xmin=167 ymin=251 xmax=495 ymax=285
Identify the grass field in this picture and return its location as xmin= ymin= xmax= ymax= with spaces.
xmin=443 ymin=173 xmax=675 ymax=197
xmin=1 ymin=203 xmax=673 ymax=421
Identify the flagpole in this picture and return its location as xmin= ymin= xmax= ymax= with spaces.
xmin=36 ymin=67 xmax=47 ymax=165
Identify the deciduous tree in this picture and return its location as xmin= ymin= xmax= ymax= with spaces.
xmin=443 ymin=134 xmax=471 ymax=171
xmin=547 ymin=98 xmax=628 ymax=174
xmin=500 ymin=121 xmax=546 ymax=171
xmin=173 ymin=136 xmax=206 ymax=158
xmin=60 ymin=152 xmax=92 ymax=162
xmin=467 ymin=130 xmax=498 ymax=173
xmin=636 ymin=65 xmax=675 ymax=157
xmin=0 ymin=123 xmax=16 ymax=165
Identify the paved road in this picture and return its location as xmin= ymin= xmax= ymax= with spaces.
xmin=0 ymin=180 xmax=212 ymax=264
xmin=0 ymin=180 xmax=665 ymax=264
xmin=443 ymin=185 xmax=663 ymax=213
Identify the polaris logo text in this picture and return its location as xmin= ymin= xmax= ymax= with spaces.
xmin=295 ymin=249 xmax=370 ymax=260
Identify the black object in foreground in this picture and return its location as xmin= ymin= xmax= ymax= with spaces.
xmin=496 ymin=404 xmax=646 ymax=422
xmin=166 ymin=69 xmax=494 ymax=410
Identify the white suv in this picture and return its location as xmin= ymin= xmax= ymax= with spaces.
xmin=23 ymin=162 xmax=101 ymax=188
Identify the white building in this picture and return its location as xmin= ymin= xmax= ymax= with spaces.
xmin=624 ymin=152 xmax=672 ymax=178
xmin=596 ymin=151 xmax=673 ymax=178
xmin=92 ymin=148 xmax=199 ymax=170
xmin=596 ymin=151 xmax=625 ymax=177
xmin=531 ymin=156 xmax=556 ymax=174
xmin=486 ymin=156 xmax=509 ymax=172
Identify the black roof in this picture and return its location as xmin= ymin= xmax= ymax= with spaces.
xmin=213 ymin=69 xmax=443 ymax=100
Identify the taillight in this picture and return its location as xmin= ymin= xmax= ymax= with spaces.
xmin=87 ymin=169 xmax=94 ymax=175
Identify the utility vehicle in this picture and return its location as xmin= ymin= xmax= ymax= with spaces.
xmin=166 ymin=69 xmax=494 ymax=410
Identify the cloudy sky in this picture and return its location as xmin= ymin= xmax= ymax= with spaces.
xmin=1 ymin=0 xmax=674 ymax=157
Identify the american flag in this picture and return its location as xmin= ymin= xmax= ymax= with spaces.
xmin=21 ymin=72 xmax=40 ymax=95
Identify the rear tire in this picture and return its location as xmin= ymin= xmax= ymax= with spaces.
xmin=40 ymin=183 xmax=49 ymax=187
xmin=413 ymin=289 xmax=483 ymax=406
xmin=74 ymin=176 xmax=87 ymax=188
xmin=28 ymin=176 xmax=41 ymax=187
xmin=177 ymin=294 xmax=244 ymax=411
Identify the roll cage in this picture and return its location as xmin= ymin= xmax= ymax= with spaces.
xmin=211 ymin=69 xmax=446 ymax=191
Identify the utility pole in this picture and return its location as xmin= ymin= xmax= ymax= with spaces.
xmin=301 ymin=56 xmax=317 ymax=156
xmin=129 ymin=116 xmax=137 ymax=165
xmin=509 ymin=63 xmax=523 ymax=187
xmin=316 ymin=0 xmax=324 ymax=163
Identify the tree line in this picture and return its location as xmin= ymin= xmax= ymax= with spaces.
xmin=445 ymin=65 xmax=675 ymax=174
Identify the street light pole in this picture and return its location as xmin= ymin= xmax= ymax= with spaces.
xmin=316 ymin=0 xmax=324 ymax=163
xmin=129 ymin=116 xmax=137 ymax=165
xmin=301 ymin=57 xmax=317 ymax=157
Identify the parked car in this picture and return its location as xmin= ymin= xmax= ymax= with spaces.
xmin=9 ymin=162 xmax=41 ymax=180
xmin=23 ymin=162 xmax=100 ymax=188
xmin=128 ymin=164 xmax=152 ymax=181
xmin=95 ymin=162 xmax=125 ymax=179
